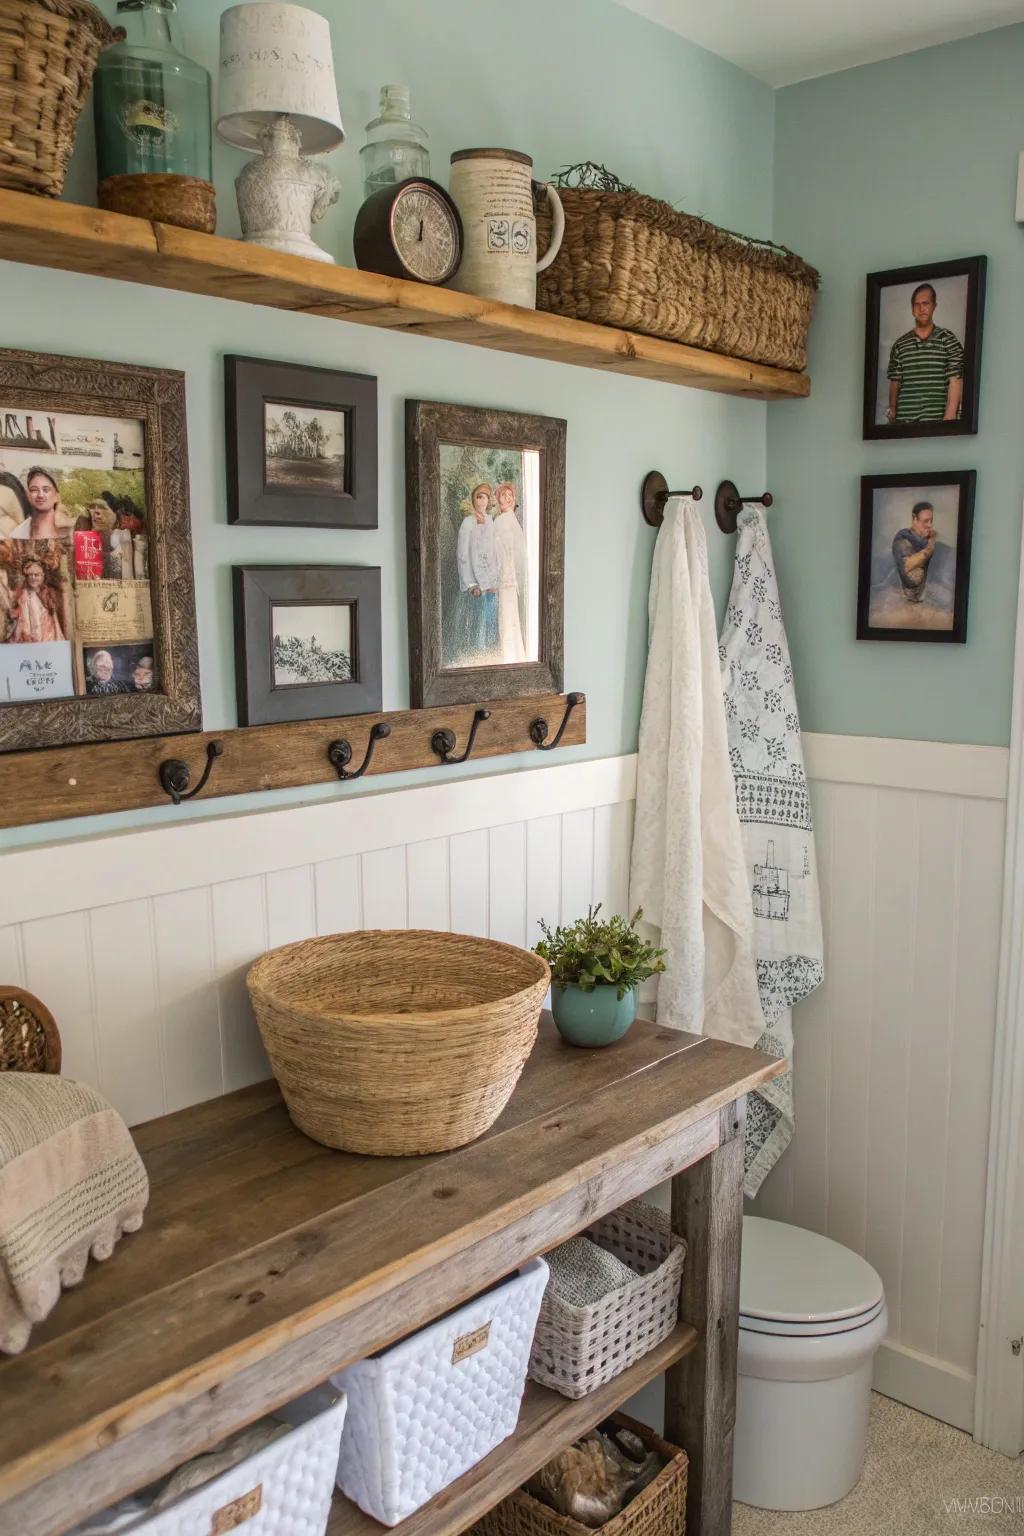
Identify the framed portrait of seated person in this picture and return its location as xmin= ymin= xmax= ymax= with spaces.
xmin=0 ymin=348 xmax=200 ymax=752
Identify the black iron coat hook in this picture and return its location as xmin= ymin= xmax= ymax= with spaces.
xmin=159 ymin=740 xmax=224 ymax=805
xmin=530 ymin=692 xmax=585 ymax=751
xmin=641 ymin=470 xmax=703 ymax=528
xmin=328 ymin=721 xmax=391 ymax=781
xmin=432 ymin=708 xmax=491 ymax=765
xmin=715 ymin=479 xmax=773 ymax=533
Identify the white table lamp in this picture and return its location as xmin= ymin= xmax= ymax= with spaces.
xmin=217 ymin=2 xmax=345 ymax=263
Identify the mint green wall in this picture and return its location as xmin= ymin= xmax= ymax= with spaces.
xmin=769 ymin=25 xmax=1024 ymax=747
xmin=0 ymin=0 xmax=774 ymax=849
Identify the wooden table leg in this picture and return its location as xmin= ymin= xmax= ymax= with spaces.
xmin=665 ymin=1097 xmax=746 ymax=1536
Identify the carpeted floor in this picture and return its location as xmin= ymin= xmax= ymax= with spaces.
xmin=733 ymin=1393 xmax=1024 ymax=1533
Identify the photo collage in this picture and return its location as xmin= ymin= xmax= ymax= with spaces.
xmin=0 ymin=407 xmax=155 ymax=705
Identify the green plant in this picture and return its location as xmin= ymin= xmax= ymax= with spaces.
xmin=534 ymin=906 xmax=665 ymax=999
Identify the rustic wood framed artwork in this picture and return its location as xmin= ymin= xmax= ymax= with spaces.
xmin=863 ymin=256 xmax=986 ymax=441
xmin=857 ymin=470 xmax=975 ymax=644
xmin=0 ymin=347 xmax=200 ymax=752
xmin=225 ymin=355 xmax=378 ymax=528
xmin=406 ymin=399 xmax=566 ymax=708
xmin=233 ymin=565 xmax=382 ymax=726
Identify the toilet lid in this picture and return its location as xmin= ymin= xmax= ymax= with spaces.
xmin=740 ymin=1217 xmax=884 ymax=1326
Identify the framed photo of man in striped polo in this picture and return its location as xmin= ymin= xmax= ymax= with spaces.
xmin=863 ymin=257 xmax=986 ymax=439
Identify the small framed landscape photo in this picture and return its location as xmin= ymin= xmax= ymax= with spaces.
xmin=857 ymin=472 xmax=975 ymax=644
xmin=225 ymin=355 xmax=378 ymax=528
xmin=232 ymin=565 xmax=382 ymax=726
xmin=863 ymin=256 xmax=986 ymax=439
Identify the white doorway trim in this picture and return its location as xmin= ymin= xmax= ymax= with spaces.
xmin=975 ymin=505 xmax=1024 ymax=1455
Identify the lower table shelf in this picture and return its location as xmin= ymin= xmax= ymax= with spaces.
xmin=327 ymin=1323 xmax=698 ymax=1536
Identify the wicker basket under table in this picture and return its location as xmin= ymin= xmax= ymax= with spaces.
xmin=468 ymin=1414 xmax=687 ymax=1536
xmin=537 ymin=187 xmax=819 ymax=372
xmin=530 ymin=1199 xmax=685 ymax=1400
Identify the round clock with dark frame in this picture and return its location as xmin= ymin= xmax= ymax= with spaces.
xmin=353 ymin=177 xmax=463 ymax=286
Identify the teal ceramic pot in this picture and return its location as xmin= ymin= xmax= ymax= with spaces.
xmin=551 ymin=983 xmax=638 ymax=1047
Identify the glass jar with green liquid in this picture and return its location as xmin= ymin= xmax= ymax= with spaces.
xmin=93 ymin=0 xmax=214 ymax=231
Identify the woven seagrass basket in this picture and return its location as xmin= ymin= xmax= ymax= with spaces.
xmin=0 ymin=0 xmax=118 ymax=197
xmin=469 ymin=1415 xmax=687 ymax=1536
xmin=537 ymin=181 xmax=819 ymax=372
xmin=530 ymin=1199 xmax=685 ymax=1399
xmin=247 ymin=930 xmax=550 ymax=1156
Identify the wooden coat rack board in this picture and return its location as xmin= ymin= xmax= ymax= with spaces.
xmin=0 ymin=693 xmax=586 ymax=830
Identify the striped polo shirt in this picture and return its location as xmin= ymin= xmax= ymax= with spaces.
xmin=887 ymin=326 xmax=964 ymax=422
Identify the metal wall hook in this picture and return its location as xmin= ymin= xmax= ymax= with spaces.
xmin=530 ymin=691 xmax=585 ymax=751
xmin=159 ymin=740 xmax=224 ymax=806
xmin=431 ymin=708 xmax=491 ymax=765
xmin=641 ymin=470 xmax=703 ymax=527
xmin=328 ymin=721 xmax=391 ymax=781
xmin=715 ymin=478 xmax=774 ymax=533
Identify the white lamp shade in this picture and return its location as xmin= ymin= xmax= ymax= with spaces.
xmin=217 ymin=2 xmax=345 ymax=155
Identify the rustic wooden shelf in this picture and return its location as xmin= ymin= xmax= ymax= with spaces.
xmin=0 ymin=690 xmax=585 ymax=828
xmin=327 ymin=1324 xmax=698 ymax=1536
xmin=0 ymin=190 xmax=810 ymax=401
xmin=0 ymin=1017 xmax=784 ymax=1536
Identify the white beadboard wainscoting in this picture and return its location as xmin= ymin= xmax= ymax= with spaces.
xmin=757 ymin=732 xmax=1009 ymax=1435
xmin=0 ymin=733 xmax=1009 ymax=1434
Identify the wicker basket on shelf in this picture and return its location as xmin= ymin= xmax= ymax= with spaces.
xmin=0 ymin=0 xmax=119 ymax=197
xmin=469 ymin=1414 xmax=688 ymax=1536
xmin=246 ymin=930 xmax=550 ymax=1157
xmin=530 ymin=1199 xmax=685 ymax=1399
xmin=536 ymin=167 xmax=819 ymax=372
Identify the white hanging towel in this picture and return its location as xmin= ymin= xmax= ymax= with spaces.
xmin=719 ymin=506 xmax=824 ymax=1196
xmin=629 ymin=498 xmax=763 ymax=1047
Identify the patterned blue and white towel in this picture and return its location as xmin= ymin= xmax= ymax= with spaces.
xmin=720 ymin=506 xmax=824 ymax=1196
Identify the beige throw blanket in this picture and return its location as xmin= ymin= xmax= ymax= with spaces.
xmin=0 ymin=1073 xmax=149 ymax=1354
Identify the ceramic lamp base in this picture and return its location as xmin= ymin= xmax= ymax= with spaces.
xmin=238 ymin=228 xmax=335 ymax=263
xmin=551 ymin=983 xmax=638 ymax=1048
xmin=234 ymin=117 xmax=339 ymax=267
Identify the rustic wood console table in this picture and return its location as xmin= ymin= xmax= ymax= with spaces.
xmin=0 ymin=1015 xmax=783 ymax=1536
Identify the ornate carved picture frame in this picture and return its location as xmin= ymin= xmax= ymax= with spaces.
xmin=0 ymin=348 xmax=200 ymax=752
xmin=406 ymin=399 xmax=566 ymax=708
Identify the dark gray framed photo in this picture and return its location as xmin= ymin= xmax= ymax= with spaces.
xmin=406 ymin=399 xmax=566 ymax=708
xmin=232 ymin=565 xmax=382 ymax=726
xmin=857 ymin=471 xmax=975 ymax=644
xmin=863 ymin=257 xmax=986 ymax=440
xmin=225 ymin=355 xmax=378 ymax=528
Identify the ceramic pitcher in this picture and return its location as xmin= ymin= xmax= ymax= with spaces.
xmin=449 ymin=148 xmax=565 ymax=308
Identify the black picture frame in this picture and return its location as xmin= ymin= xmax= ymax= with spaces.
xmin=406 ymin=399 xmax=566 ymax=708
xmin=863 ymin=256 xmax=986 ymax=440
xmin=225 ymin=355 xmax=378 ymax=528
xmin=232 ymin=565 xmax=382 ymax=726
xmin=857 ymin=471 xmax=975 ymax=644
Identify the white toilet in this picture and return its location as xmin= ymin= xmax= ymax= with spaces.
xmin=733 ymin=1216 xmax=888 ymax=1512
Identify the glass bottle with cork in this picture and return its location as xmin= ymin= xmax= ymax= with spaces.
xmin=93 ymin=0 xmax=214 ymax=232
xmin=360 ymin=85 xmax=430 ymax=204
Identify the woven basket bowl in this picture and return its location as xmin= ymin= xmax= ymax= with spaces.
xmin=468 ymin=1414 xmax=687 ymax=1536
xmin=247 ymin=930 xmax=550 ymax=1156
xmin=0 ymin=0 xmax=118 ymax=198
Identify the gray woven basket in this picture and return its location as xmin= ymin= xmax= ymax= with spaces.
xmin=529 ymin=1200 xmax=685 ymax=1399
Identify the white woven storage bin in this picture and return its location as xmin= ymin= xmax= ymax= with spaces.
xmin=333 ymin=1258 xmax=549 ymax=1527
xmin=529 ymin=1200 xmax=686 ymax=1399
xmin=73 ymin=1387 xmax=346 ymax=1536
